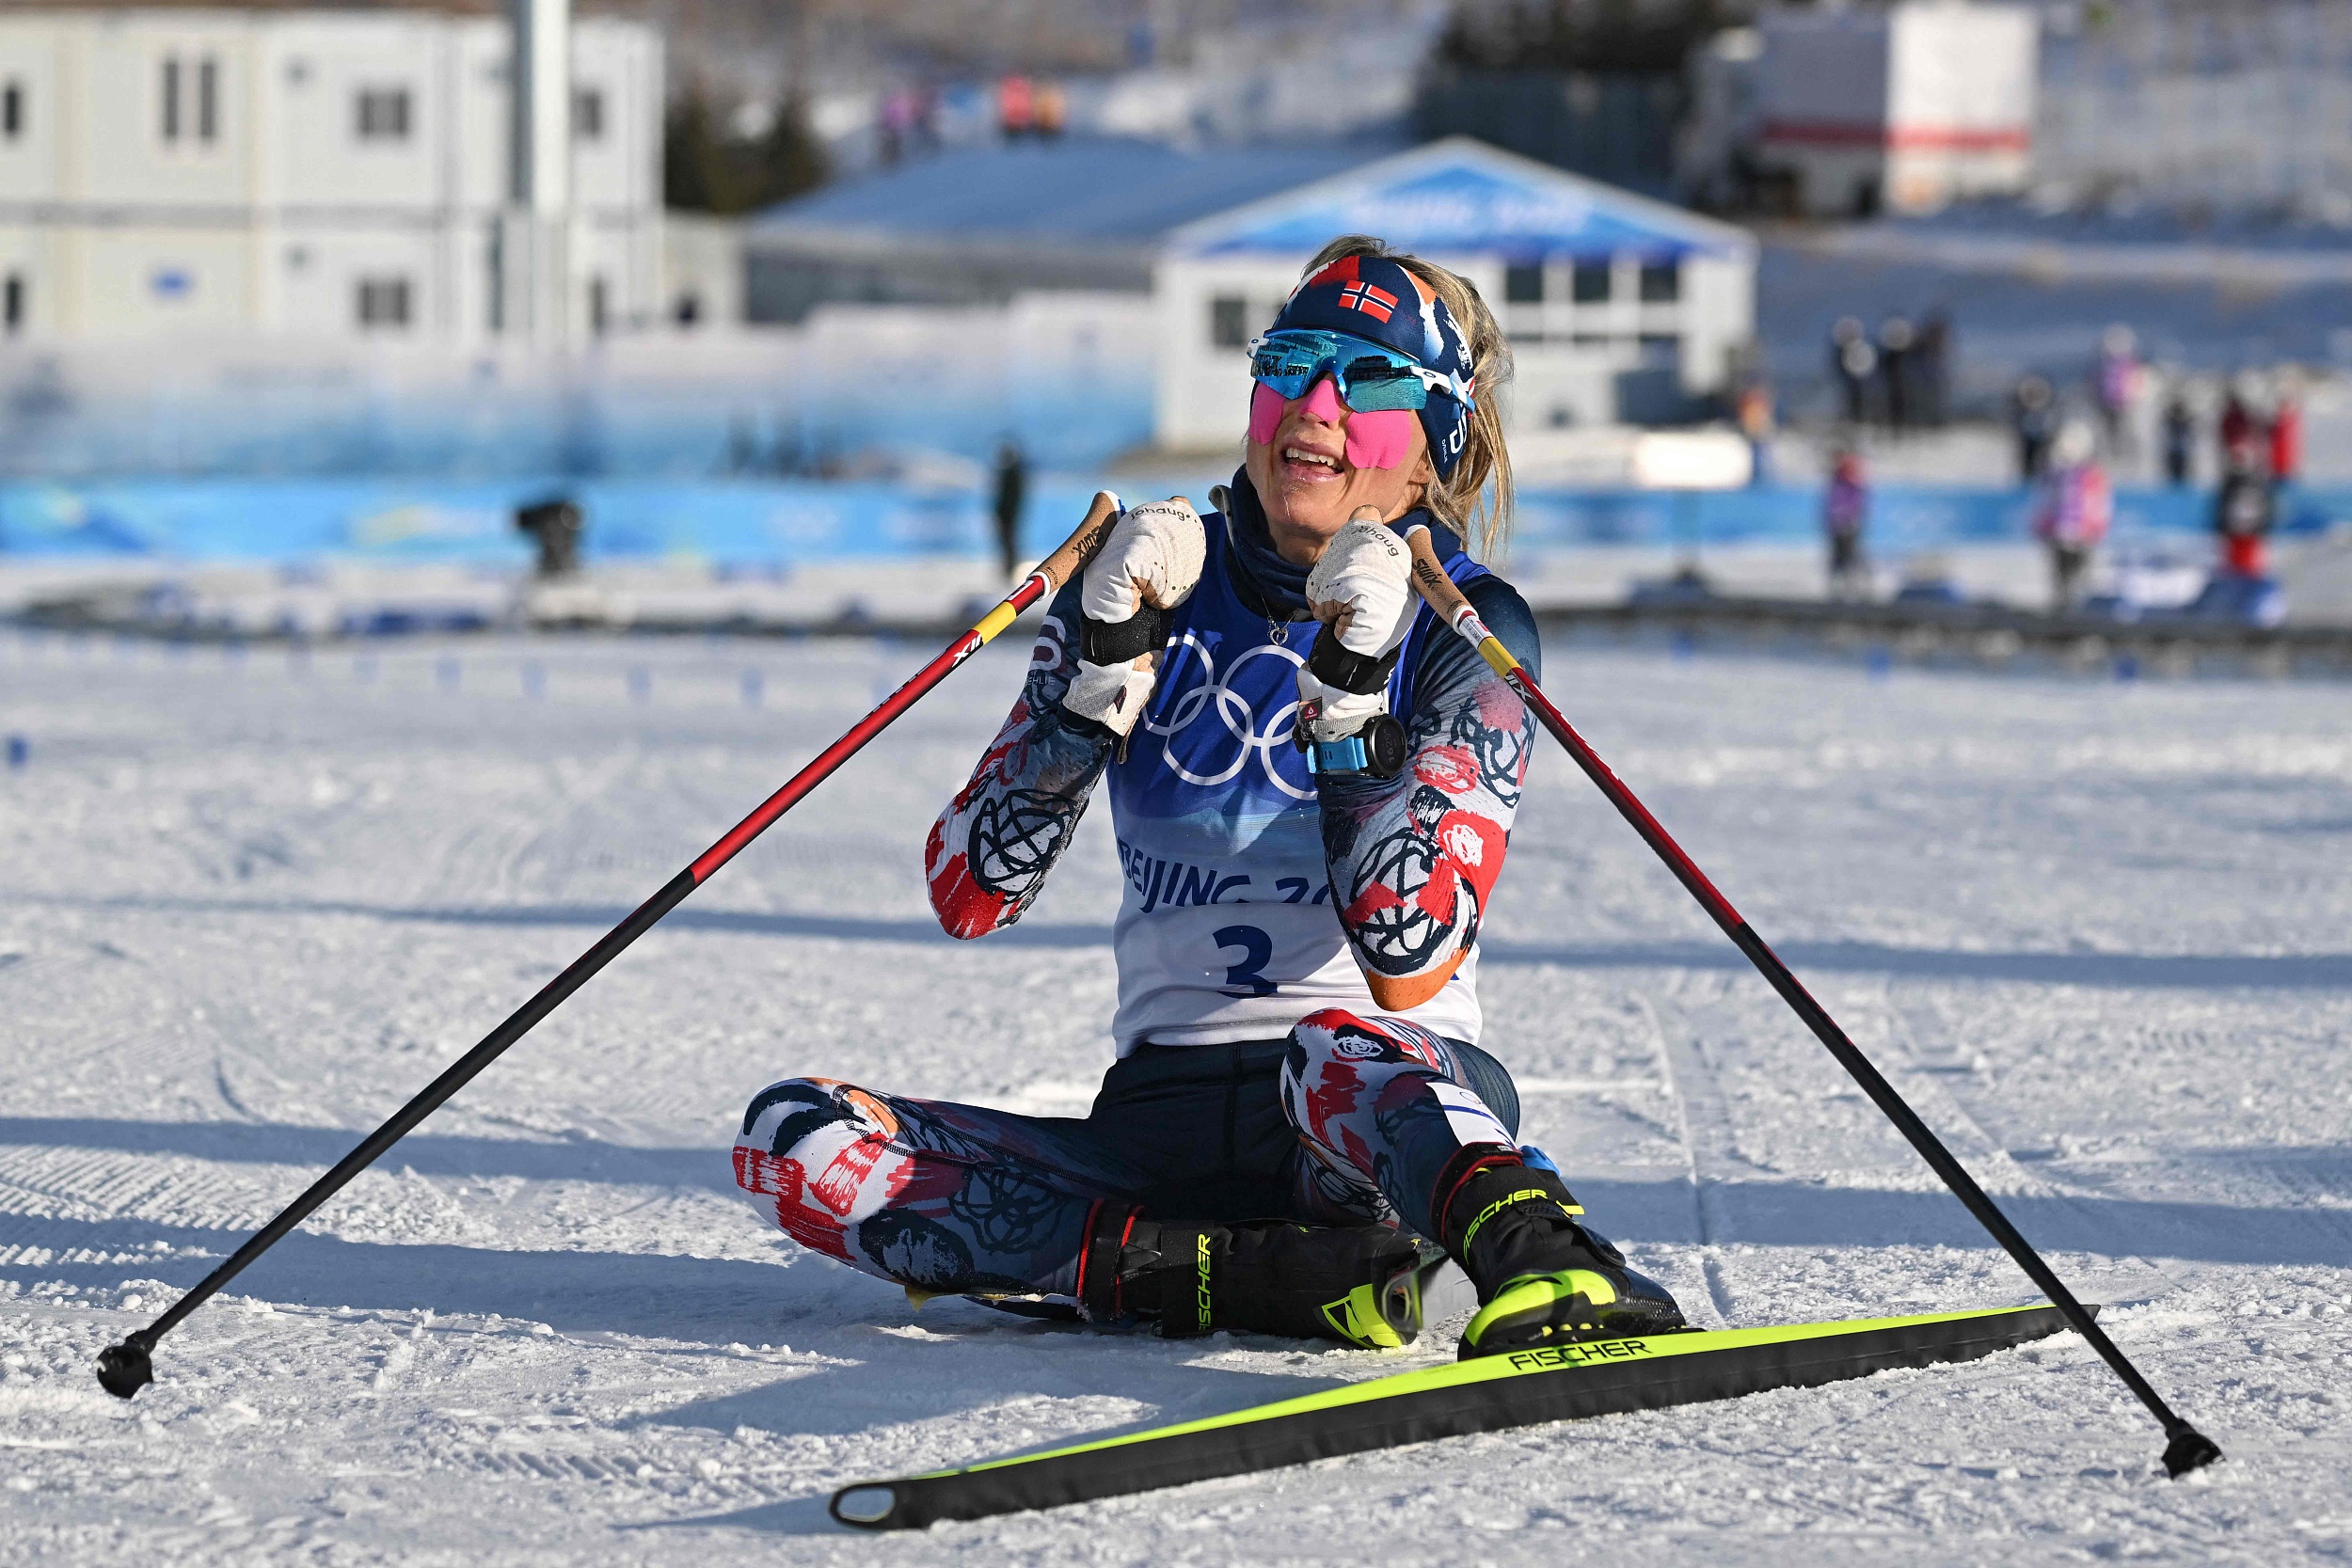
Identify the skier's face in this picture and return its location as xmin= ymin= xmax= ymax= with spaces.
xmin=1245 ymin=375 xmax=1435 ymax=567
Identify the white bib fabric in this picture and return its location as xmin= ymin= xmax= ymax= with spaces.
xmin=1101 ymin=513 xmax=1485 ymax=1052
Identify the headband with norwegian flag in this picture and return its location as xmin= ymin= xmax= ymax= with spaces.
xmin=1266 ymin=251 xmax=1478 ymax=480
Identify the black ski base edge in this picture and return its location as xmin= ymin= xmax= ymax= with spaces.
xmin=831 ymin=1305 xmax=2083 ymax=1530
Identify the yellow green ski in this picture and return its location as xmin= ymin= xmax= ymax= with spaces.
xmin=831 ymin=1303 xmax=2083 ymax=1529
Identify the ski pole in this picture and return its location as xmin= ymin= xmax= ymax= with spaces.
xmin=1401 ymin=527 xmax=2221 ymax=1480
xmin=96 ymin=490 xmax=1126 ymax=1402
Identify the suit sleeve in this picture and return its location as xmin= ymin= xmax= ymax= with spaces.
xmin=1313 ymin=575 xmax=1540 ymax=1010
xmin=925 ymin=582 xmax=1120 ymax=938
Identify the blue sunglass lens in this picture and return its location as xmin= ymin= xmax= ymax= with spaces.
xmin=1250 ymin=337 xmax=1428 ymax=410
xmin=1336 ymin=356 xmax=1425 ymax=410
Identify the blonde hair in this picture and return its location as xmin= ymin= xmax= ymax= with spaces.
xmin=1300 ymin=234 xmax=1516 ymax=559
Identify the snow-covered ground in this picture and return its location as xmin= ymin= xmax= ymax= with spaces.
xmin=2 ymin=629 xmax=2348 ymax=1564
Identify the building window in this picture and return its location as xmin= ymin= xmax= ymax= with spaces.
xmin=1209 ymin=295 xmax=1248 ymax=350
xmin=160 ymin=55 xmax=181 ymax=142
xmin=1638 ymin=261 xmax=1680 ymax=303
xmin=356 ymin=87 xmax=412 ymax=141
xmin=3 ymin=81 xmax=23 ymax=140
xmin=1637 ymin=333 xmax=1681 ymax=367
xmin=357 ymin=277 xmax=412 ymax=330
xmin=1504 ymin=264 xmax=1544 ymax=305
xmin=573 ymin=87 xmax=605 ymax=142
xmin=198 ymin=56 xmax=218 ymax=142
xmin=588 ymin=276 xmax=609 ymax=334
xmin=1571 ymin=260 xmax=1612 ymax=304
xmin=4 ymin=274 xmax=24 ymax=333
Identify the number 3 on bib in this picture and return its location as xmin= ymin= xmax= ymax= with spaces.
xmin=1213 ymin=925 xmax=1277 ymax=998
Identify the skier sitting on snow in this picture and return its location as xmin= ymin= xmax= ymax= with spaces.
xmin=734 ymin=238 xmax=1687 ymax=1358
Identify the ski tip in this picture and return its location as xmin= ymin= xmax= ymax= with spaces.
xmin=830 ymin=1482 xmax=902 ymax=1529
xmin=2162 ymin=1425 xmax=2224 ymax=1479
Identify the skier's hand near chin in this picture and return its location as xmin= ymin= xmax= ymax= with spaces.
xmin=1062 ymin=497 xmax=1205 ymax=736
xmin=1296 ymin=507 xmax=1417 ymax=743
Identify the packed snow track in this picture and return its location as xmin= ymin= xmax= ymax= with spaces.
xmin=2 ymin=629 xmax=2347 ymax=1564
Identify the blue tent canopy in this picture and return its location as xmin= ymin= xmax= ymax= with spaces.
xmin=1177 ymin=139 xmax=1752 ymax=263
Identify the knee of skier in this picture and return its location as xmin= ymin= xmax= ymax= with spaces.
xmin=1280 ymin=1009 xmax=1435 ymax=1132
xmin=732 ymin=1077 xmax=909 ymax=1265
xmin=1282 ymin=1009 xmax=1445 ymax=1085
xmin=731 ymin=1077 xmax=898 ymax=1196
xmin=1282 ymin=1008 xmax=1372 ymax=1100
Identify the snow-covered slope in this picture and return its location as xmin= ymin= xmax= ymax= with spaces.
xmin=2 ymin=632 xmax=2346 ymax=1563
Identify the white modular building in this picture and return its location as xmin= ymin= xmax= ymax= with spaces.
xmin=0 ymin=7 xmax=661 ymax=343
xmin=1755 ymin=1 xmax=2038 ymax=218
xmin=1155 ymin=137 xmax=1757 ymax=450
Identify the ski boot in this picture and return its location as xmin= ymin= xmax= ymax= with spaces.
xmin=1438 ymin=1158 xmax=1687 ymax=1359
xmin=1075 ymin=1206 xmax=1473 ymax=1350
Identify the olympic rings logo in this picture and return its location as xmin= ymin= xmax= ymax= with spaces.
xmin=1144 ymin=632 xmax=1315 ymax=800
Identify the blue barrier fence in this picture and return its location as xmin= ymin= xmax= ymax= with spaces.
xmin=3 ymin=476 xmax=2344 ymax=566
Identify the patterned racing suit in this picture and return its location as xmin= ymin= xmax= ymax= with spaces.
xmin=737 ymin=480 xmax=1544 ymax=1301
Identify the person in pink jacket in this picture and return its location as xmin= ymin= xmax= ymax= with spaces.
xmin=2033 ymin=420 xmax=2110 ymax=610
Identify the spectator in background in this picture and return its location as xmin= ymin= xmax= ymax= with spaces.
xmin=879 ymin=87 xmax=916 ymax=166
xmin=2214 ymin=446 xmax=2276 ymax=579
xmin=998 ymin=74 xmax=1035 ymax=138
xmin=2095 ymin=325 xmax=2141 ymax=456
xmin=1823 ymin=444 xmax=1870 ymax=599
xmin=1877 ymin=316 xmax=1915 ymax=432
xmin=1830 ymin=317 xmax=1874 ymax=425
xmin=1033 ymin=80 xmax=1068 ymax=138
xmin=2161 ymin=388 xmax=2194 ymax=487
xmin=992 ymin=439 xmax=1028 ymax=581
xmin=1915 ymin=307 xmax=1952 ymax=427
xmin=2012 ymin=374 xmax=2057 ymax=483
xmin=1736 ymin=379 xmax=1775 ymax=485
xmin=2033 ymin=420 xmax=2111 ymax=610
xmin=912 ymin=85 xmax=941 ymax=153
xmin=2268 ymin=374 xmax=2301 ymax=487
xmin=2218 ymin=375 xmax=2259 ymax=474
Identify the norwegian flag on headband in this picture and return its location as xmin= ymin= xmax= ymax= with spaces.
xmin=1337 ymin=280 xmax=1398 ymax=322
xmin=1267 ymin=249 xmax=1477 ymax=481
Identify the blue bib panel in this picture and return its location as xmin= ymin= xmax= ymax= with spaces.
xmin=1100 ymin=512 xmax=1487 ymax=1050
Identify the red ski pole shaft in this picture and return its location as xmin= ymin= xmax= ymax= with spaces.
xmin=96 ymin=491 xmax=1126 ymax=1401
xmin=1402 ymin=529 xmax=2219 ymax=1478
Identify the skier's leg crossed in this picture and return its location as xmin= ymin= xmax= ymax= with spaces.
xmin=1279 ymin=1007 xmax=1686 ymax=1356
xmin=1279 ymin=1007 xmax=1521 ymax=1230
xmin=735 ymin=1066 xmax=1479 ymax=1351
xmin=735 ymin=1077 xmax=1138 ymax=1300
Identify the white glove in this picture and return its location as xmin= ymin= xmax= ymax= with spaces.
xmin=1079 ymin=498 xmax=1205 ymax=625
xmin=1297 ymin=515 xmax=1417 ymax=742
xmin=1063 ymin=498 xmax=1205 ymax=737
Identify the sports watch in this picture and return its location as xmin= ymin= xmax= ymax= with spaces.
xmin=1307 ymin=714 xmax=1407 ymax=779
xmin=1300 ymin=616 xmax=1407 ymax=779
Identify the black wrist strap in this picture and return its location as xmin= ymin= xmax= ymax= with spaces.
xmin=1307 ymin=627 xmax=1401 ymax=695
xmin=1080 ymin=603 xmax=1167 ymax=665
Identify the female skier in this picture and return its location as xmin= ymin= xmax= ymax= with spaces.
xmin=735 ymin=238 xmax=1686 ymax=1358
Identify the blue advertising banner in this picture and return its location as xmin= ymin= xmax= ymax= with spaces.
xmin=2 ymin=476 xmax=2343 ymax=565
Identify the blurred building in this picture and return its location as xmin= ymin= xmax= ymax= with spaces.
xmin=2036 ymin=0 xmax=2352 ymax=217
xmin=751 ymin=135 xmax=1756 ymax=447
xmin=1159 ymin=138 xmax=1756 ymax=445
xmin=0 ymin=7 xmax=662 ymax=341
xmin=1410 ymin=0 xmax=1705 ymax=198
xmin=1750 ymin=1 xmax=2037 ymax=217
